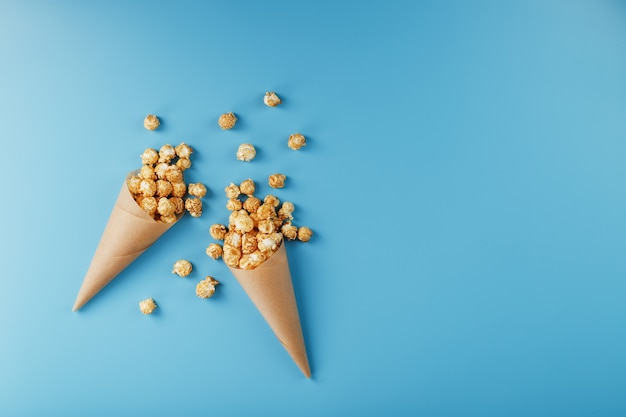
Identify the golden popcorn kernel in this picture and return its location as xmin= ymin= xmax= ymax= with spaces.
xmin=171 ymin=181 xmax=187 ymax=198
xmin=156 ymin=179 xmax=173 ymax=198
xmin=257 ymin=204 xmax=277 ymax=221
xmin=139 ymin=179 xmax=157 ymax=197
xmin=223 ymin=244 xmax=242 ymax=267
xmin=165 ymin=166 xmax=183 ymax=183
xmin=185 ymin=197 xmax=203 ymax=217
xmin=288 ymin=133 xmax=306 ymax=150
xmin=154 ymin=162 xmax=169 ymax=180
xmin=239 ymin=178 xmax=255 ymax=196
xmin=224 ymin=230 xmax=243 ymax=248
xmin=139 ymin=298 xmax=157 ymax=314
xmin=236 ymin=143 xmax=256 ymax=162
xmin=241 ymin=232 xmax=258 ymax=254
xmin=264 ymin=91 xmax=282 ymax=107
xmin=139 ymin=196 xmax=158 ymax=216
xmin=263 ymin=194 xmax=280 ymax=208
xmin=297 ymin=226 xmax=313 ymax=242
xmin=278 ymin=201 xmax=295 ymax=220
xmin=188 ymin=182 xmax=207 ymax=198
xmin=172 ymin=259 xmax=193 ymax=277
xmin=127 ymin=175 xmax=142 ymax=195
xmin=170 ymin=197 xmax=185 ymax=214
xmin=281 ymin=223 xmax=298 ymax=240
xmin=234 ymin=212 xmax=255 ymax=233
xmin=176 ymin=157 xmax=192 ymax=171
xmin=157 ymin=197 xmax=176 ymax=217
xmin=140 ymin=148 xmax=159 ymax=166
xmin=158 ymin=144 xmax=176 ymax=163
xmin=218 ymin=112 xmax=237 ymax=130
xmin=257 ymin=233 xmax=282 ymax=253
xmin=160 ymin=214 xmax=178 ymax=224
xmin=226 ymin=198 xmax=243 ymax=211
xmin=143 ymin=114 xmax=160 ymax=131
xmin=209 ymin=224 xmax=228 ymax=240
xmin=224 ymin=183 xmax=241 ymax=199
xmin=206 ymin=243 xmax=223 ymax=260
xmin=243 ymin=195 xmax=262 ymax=214
xmin=240 ymin=250 xmax=267 ymax=270
xmin=139 ymin=165 xmax=157 ymax=181
xmin=257 ymin=218 xmax=276 ymax=234
xmin=175 ymin=142 xmax=193 ymax=159
xmin=196 ymin=276 xmax=220 ymax=299
xmin=268 ymin=173 xmax=286 ymax=189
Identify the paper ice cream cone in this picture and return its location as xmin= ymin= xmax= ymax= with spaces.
xmin=228 ymin=244 xmax=311 ymax=378
xmin=72 ymin=174 xmax=180 ymax=311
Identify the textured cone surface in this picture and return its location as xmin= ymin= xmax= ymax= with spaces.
xmin=73 ymin=177 xmax=178 ymax=311
xmin=229 ymin=244 xmax=311 ymax=377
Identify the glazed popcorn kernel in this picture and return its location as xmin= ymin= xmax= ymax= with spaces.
xmin=139 ymin=196 xmax=158 ymax=216
xmin=278 ymin=202 xmax=295 ymax=220
xmin=224 ymin=230 xmax=243 ymax=249
xmin=143 ymin=114 xmax=160 ymax=131
xmin=224 ymin=183 xmax=241 ymax=199
xmin=172 ymin=259 xmax=193 ymax=277
xmin=241 ymin=232 xmax=258 ymax=254
xmin=196 ymin=276 xmax=220 ymax=299
xmin=140 ymin=148 xmax=159 ymax=165
xmin=175 ymin=142 xmax=193 ymax=159
xmin=154 ymin=162 xmax=169 ymax=179
xmin=223 ymin=244 xmax=242 ymax=267
xmin=158 ymin=144 xmax=176 ymax=163
xmin=239 ymin=251 xmax=267 ymax=270
xmin=243 ymin=195 xmax=262 ymax=214
xmin=268 ymin=173 xmax=287 ymax=189
xmin=257 ymin=233 xmax=282 ymax=253
xmin=165 ymin=166 xmax=184 ymax=183
xmin=288 ymin=133 xmax=306 ymax=150
xmin=206 ymin=243 xmax=223 ymax=260
xmin=127 ymin=175 xmax=141 ymax=194
xmin=139 ymin=298 xmax=157 ymax=314
xmin=156 ymin=179 xmax=173 ymax=198
xmin=237 ymin=143 xmax=257 ymax=162
xmin=185 ymin=197 xmax=203 ymax=217
xmin=160 ymin=214 xmax=178 ymax=224
xmin=264 ymin=194 xmax=280 ymax=208
xmin=139 ymin=179 xmax=157 ymax=197
xmin=258 ymin=218 xmax=276 ymax=234
xmin=281 ymin=222 xmax=298 ymax=240
xmin=170 ymin=197 xmax=185 ymax=214
xmin=239 ymin=178 xmax=255 ymax=196
xmin=176 ymin=157 xmax=192 ymax=171
xmin=297 ymin=226 xmax=313 ymax=242
xmin=226 ymin=198 xmax=243 ymax=211
xmin=257 ymin=203 xmax=277 ymax=220
xmin=234 ymin=212 xmax=255 ymax=233
xmin=188 ymin=182 xmax=207 ymax=198
xmin=264 ymin=91 xmax=282 ymax=107
xmin=139 ymin=165 xmax=156 ymax=180
xmin=171 ymin=181 xmax=187 ymax=198
xmin=157 ymin=197 xmax=176 ymax=217
xmin=209 ymin=224 xmax=228 ymax=240
xmin=218 ymin=112 xmax=237 ymax=130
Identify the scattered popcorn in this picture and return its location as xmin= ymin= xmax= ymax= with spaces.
xmin=237 ymin=143 xmax=256 ymax=162
xmin=243 ymin=195 xmax=262 ymax=213
xmin=264 ymin=195 xmax=280 ymax=208
xmin=176 ymin=157 xmax=192 ymax=171
xmin=234 ymin=212 xmax=255 ymax=233
xmin=188 ymin=182 xmax=207 ymax=198
xmin=297 ymin=226 xmax=313 ymax=242
xmin=158 ymin=144 xmax=176 ymax=163
xmin=139 ymin=298 xmax=157 ymax=314
xmin=196 ymin=276 xmax=220 ymax=299
xmin=258 ymin=218 xmax=276 ymax=234
xmin=209 ymin=224 xmax=228 ymax=240
xmin=172 ymin=259 xmax=193 ymax=277
xmin=268 ymin=173 xmax=287 ymax=189
xmin=143 ymin=114 xmax=160 ymax=131
xmin=206 ymin=243 xmax=223 ymax=260
xmin=218 ymin=112 xmax=237 ymax=130
xmin=281 ymin=222 xmax=298 ymax=240
xmin=141 ymin=148 xmax=159 ymax=165
xmin=175 ymin=142 xmax=193 ymax=159
xmin=288 ymin=133 xmax=306 ymax=150
xmin=239 ymin=178 xmax=255 ymax=195
xmin=264 ymin=91 xmax=282 ymax=107
xmin=226 ymin=198 xmax=243 ymax=211
xmin=225 ymin=183 xmax=241 ymax=199
xmin=185 ymin=197 xmax=203 ymax=217
xmin=278 ymin=202 xmax=294 ymax=220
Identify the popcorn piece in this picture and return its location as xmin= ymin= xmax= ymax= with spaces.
xmin=154 ymin=162 xmax=169 ymax=180
xmin=264 ymin=195 xmax=280 ymax=208
xmin=143 ymin=114 xmax=160 ymax=131
xmin=139 ymin=179 xmax=157 ymax=197
xmin=243 ymin=196 xmax=262 ymax=214
xmin=165 ymin=166 xmax=184 ymax=183
xmin=264 ymin=91 xmax=282 ymax=107
xmin=156 ymin=179 xmax=173 ymax=198
xmin=160 ymin=214 xmax=177 ymax=224
xmin=175 ymin=142 xmax=193 ymax=159
xmin=257 ymin=233 xmax=282 ymax=253
xmin=196 ymin=276 xmax=220 ymax=299
xmin=140 ymin=148 xmax=159 ymax=165
xmin=170 ymin=197 xmax=184 ymax=214
xmin=157 ymin=197 xmax=176 ymax=217
xmin=288 ymin=133 xmax=306 ymax=150
xmin=223 ymin=244 xmax=242 ymax=267
xmin=241 ymin=232 xmax=258 ymax=254
xmin=278 ymin=202 xmax=294 ymax=220
xmin=297 ymin=226 xmax=313 ymax=242
xmin=257 ymin=218 xmax=276 ymax=234
xmin=239 ymin=178 xmax=255 ymax=196
xmin=176 ymin=157 xmax=192 ymax=171
xmin=237 ymin=143 xmax=256 ymax=162
xmin=224 ymin=230 xmax=243 ymax=248
xmin=209 ymin=224 xmax=227 ymax=240
xmin=268 ymin=173 xmax=286 ymax=189
xmin=185 ymin=197 xmax=203 ymax=217
xmin=188 ymin=182 xmax=207 ymax=198
xmin=127 ymin=175 xmax=141 ymax=195
xmin=205 ymin=243 xmax=223 ymax=260
xmin=171 ymin=181 xmax=187 ymax=198
xmin=257 ymin=203 xmax=277 ymax=220
xmin=218 ymin=112 xmax=237 ymax=130
xmin=224 ymin=183 xmax=241 ymax=199
xmin=139 ymin=196 xmax=157 ymax=216
xmin=139 ymin=165 xmax=156 ymax=180
xmin=281 ymin=222 xmax=298 ymax=240
xmin=158 ymin=144 xmax=176 ymax=163
xmin=233 ymin=212 xmax=255 ymax=233
xmin=239 ymin=251 xmax=267 ymax=270
xmin=139 ymin=298 xmax=157 ymax=314
xmin=226 ymin=198 xmax=243 ymax=211
xmin=172 ymin=259 xmax=193 ymax=277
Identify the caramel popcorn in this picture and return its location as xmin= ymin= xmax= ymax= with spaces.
xmin=140 ymin=196 xmax=157 ymax=216
xmin=139 ymin=165 xmax=156 ymax=180
xmin=264 ymin=91 xmax=282 ymax=107
xmin=258 ymin=218 xmax=276 ymax=234
xmin=165 ymin=166 xmax=183 ymax=183
xmin=154 ymin=162 xmax=169 ymax=179
xmin=139 ymin=298 xmax=157 ymax=314
xmin=297 ymin=226 xmax=313 ymax=242
xmin=127 ymin=175 xmax=141 ymax=194
xmin=160 ymin=214 xmax=177 ymax=224
xmin=239 ymin=251 xmax=267 ymax=270
xmin=241 ymin=232 xmax=258 ymax=254
xmin=172 ymin=259 xmax=193 ymax=277
xmin=288 ymin=133 xmax=306 ymax=150
xmin=218 ymin=112 xmax=237 ymax=130
xmin=175 ymin=142 xmax=193 ymax=159
xmin=176 ymin=157 xmax=192 ymax=171
xmin=257 ymin=203 xmax=277 ymax=220
xmin=156 ymin=179 xmax=173 ymax=198
xmin=185 ymin=197 xmax=203 ymax=217
xmin=157 ymin=197 xmax=176 ymax=217
xmin=226 ymin=198 xmax=243 ymax=211
xmin=188 ymin=182 xmax=207 ymax=198
xmin=196 ymin=276 xmax=220 ymax=299
xmin=205 ymin=243 xmax=223 ymax=260
xmin=170 ymin=197 xmax=184 ymax=214
xmin=209 ymin=224 xmax=227 ymax=240
xmin=237 ymin=143 xmax=256 ymax=162
xmin=158 ymin=144 xmax=176 ymax=163
xmin=257 ymin=232 xmax=282 ymax=253
xmin=139 ymin=179 xmax=157 ymax=197
xmin=223 ymin=244 xmax=242 ymax=267
xmin=143 ymin=114 xmax=160 ymax=131
xmin=224 ymin=183 xmax=241 ymax=199
xmin=239 ymin=178 xmax=255 ymax=196
xmin=224 ymin=230 xmax=243 ymax=248
xmin=268 ymin=173 xmax=286 ymax=189
xmin=140 ymin=148 xmax=159 ymax=165
xmin=264 ymin=195 xmax=280 ymax=208
xmin=281 ymin=222 xmax=298 ymax=240
xmin=278 ymin=202 xmax=294 ymax=220
xmin=243 ymin=195 xmax=261 ymax=213
xmin=234 ymin=212 xmax=255 ymax=233
xmin=171 ymin=181 xmax=187 ymax=198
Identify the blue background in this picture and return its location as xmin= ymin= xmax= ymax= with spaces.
xmin=1 ymin=1 xmax=626 ymax=415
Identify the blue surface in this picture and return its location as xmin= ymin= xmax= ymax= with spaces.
xmin=1 ymin=0 xmax=626 ymax=415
